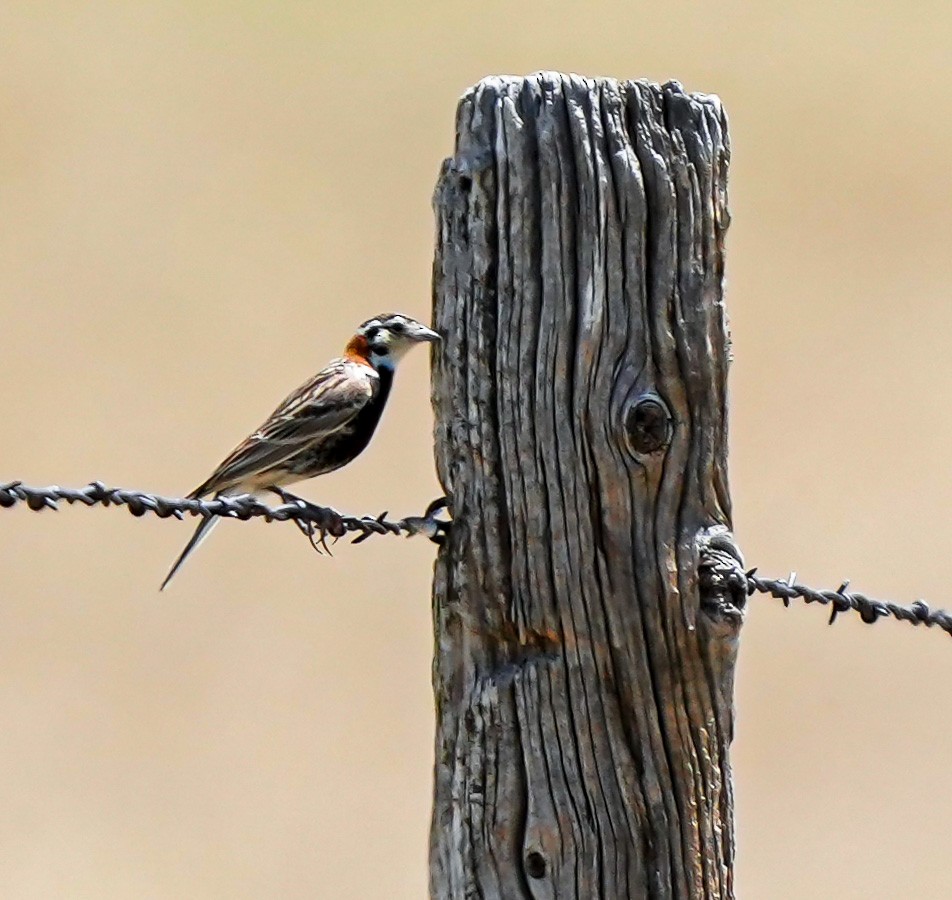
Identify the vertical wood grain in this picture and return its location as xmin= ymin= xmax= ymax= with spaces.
xmin=430 ymin=73 xmax=742 ymax=900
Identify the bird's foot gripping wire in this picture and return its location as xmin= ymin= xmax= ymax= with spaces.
xmin=268 ymin=486 xmax=339 ymax=555
xmin=396 ymin=496 xmax=452 ymax=545
xmin=267 ymin=488 xmax=453 ymax=551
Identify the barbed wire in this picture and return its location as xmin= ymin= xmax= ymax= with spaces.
xmin=2 ymin=480 xmax=950 ymax=638
xmin=740 ymin=570 xmax=952 ymax=637
xmin=0 ymin=481 xmax=450 ymax=550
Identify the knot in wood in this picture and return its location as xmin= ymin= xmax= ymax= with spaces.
xmin=697 ymin=527 xmax=747 ymax=627
xmin=624 ymin=395 xmax=672 ymax=455
xmin=525 ymin=851 xmax=547 ymax=880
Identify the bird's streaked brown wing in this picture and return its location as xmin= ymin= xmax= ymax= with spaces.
xmin=188 ymin=359 xmax=377 ymax=497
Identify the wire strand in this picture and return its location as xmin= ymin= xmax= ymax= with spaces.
xmin=3 ymin=481 xmax=950 ymax=637
xmin=0 ymin=480 xmax=449 ymax=544
xmin=740 ymin=570 xmax=952 ymax=637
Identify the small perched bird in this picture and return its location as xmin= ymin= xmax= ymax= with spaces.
xmin=160 ymin=313 xmax=440 ymax=590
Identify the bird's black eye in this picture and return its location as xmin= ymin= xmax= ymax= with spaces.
xmin=372 ymin=344 xmax=389 ymax=356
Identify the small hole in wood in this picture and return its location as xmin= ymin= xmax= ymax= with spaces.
xmin=525 ymin=851 xmax=547 ymax=879
xmin=625 ymin=396 xmax=671 ymax=454
xmin=458 ymin=175 xmax=472 ymax=192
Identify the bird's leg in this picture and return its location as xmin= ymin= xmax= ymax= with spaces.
xmin=269 ymin=486 xmax=309 ymax=507
xmin=268 ymin=486 xmax=330 ymax=555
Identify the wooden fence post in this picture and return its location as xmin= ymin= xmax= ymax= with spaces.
xmin=429 ymin=72 xmax=741 ymax=900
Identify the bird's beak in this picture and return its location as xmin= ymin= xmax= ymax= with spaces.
xmin=412 ymin=323 xmax=442 ymax=343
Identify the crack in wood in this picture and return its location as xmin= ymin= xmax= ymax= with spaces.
xmin=431 ymin=72 xmax=735 ymax=900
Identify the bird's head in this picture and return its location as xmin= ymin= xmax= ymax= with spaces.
xmin=346 ymin=313 xmax=441 ymax=369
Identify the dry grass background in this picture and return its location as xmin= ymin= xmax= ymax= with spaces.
xmin=1 ymin=2 xmax=951 ymax=897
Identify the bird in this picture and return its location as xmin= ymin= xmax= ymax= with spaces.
xmin=159 ymin=312 xmax=440 ymax=590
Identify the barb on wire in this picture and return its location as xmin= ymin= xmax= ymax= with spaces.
xmin=735 ymin=570 xmax=952 ymax=638
xmin=697 ymin=538 xmax=952 ymax=639
xmin=3 ymin=480 xmax=951 ymax=639
xmin=0 ymin=481 xmax=451 ymax=547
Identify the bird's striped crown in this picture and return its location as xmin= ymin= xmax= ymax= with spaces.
xmin=346 ymin=313 xmax=440 ymax=368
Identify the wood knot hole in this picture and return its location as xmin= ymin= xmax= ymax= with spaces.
xmin=625 ymin=396 xmax=671 ymax=454
xmin=525 ymin=851 xmax=547 ymax=880
xmin=458 ymin=174 xmax=472 ymax=192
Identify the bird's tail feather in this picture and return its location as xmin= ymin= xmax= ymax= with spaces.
xmin=159 ymin=514 xmax=222 ymax=591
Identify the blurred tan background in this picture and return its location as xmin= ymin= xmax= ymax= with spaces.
xmin=1 ymin=2 xmax=951 ymax=897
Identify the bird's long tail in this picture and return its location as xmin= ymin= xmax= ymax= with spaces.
xmin=159 ymin=513 xmax=222 ymax=591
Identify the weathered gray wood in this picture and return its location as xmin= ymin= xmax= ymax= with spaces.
xmin=429 ymin=72 xmax=742 ymax=900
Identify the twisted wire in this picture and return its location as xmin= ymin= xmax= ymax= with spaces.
xmin=3 ymin=481 xmax=951 ymax=637
xmin=0 ymin=481 xmax=448 ymax=546
xmin=735 ymin=570 xmax=952 ymax=638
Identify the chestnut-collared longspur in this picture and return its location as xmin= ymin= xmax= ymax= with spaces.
xmin=160 ymin=313 xmax=440 ymax=590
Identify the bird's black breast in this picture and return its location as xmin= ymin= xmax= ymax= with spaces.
xmin=343 ymin=364 xmax=393 ymax=457
xmin=289 ymin=365 xmax=393 ymax=477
